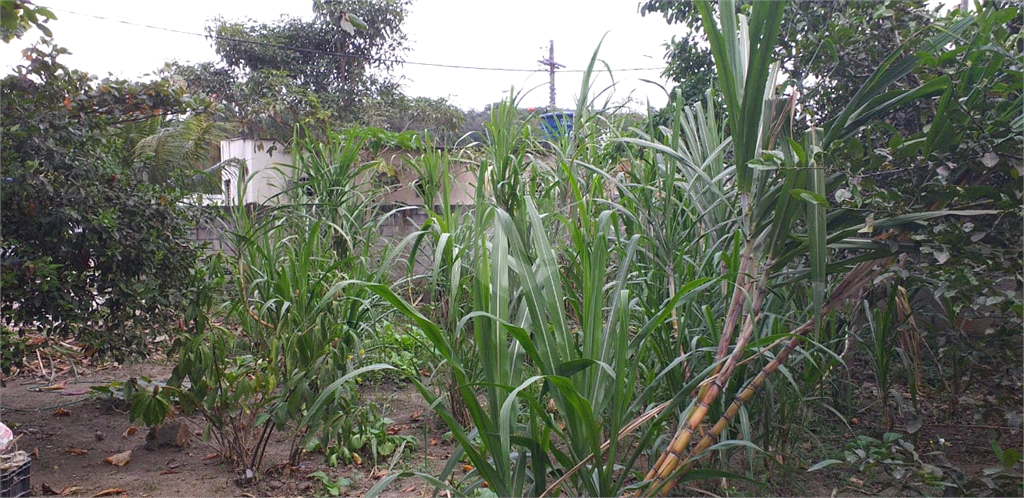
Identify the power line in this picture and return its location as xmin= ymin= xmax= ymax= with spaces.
xmin=47 ymin=7 xmax=667 ymax=74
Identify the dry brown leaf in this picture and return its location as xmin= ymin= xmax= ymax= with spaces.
xmin=65 ymin=447 xmax=88 ymax=455
xmin=461 ymin=464 xmax=474 ymax=472
xmin=60 ymin=485 xmax=83 ymax=496
xmin=91 ymin=488 xmax=127 ymax=497
xmin=103 ymin=450 xmax=132 ymax=467
xmin=122 ymin=427 xmax=138 ymax=438
xmin=159 ymin=470 xmax=179 ymax=475
xmin=53 ymin=408 xmax=71 ymax=417
xmin=410 ymin=411 xmax=422 ymax=421
xmin=429 ymin=437 xmax=439 ymax=446
xmin=203 ymin=453 xmax=219 ymax=460
xmin=41 ymin=483 xmax=60 ymax=495
xmin=352 ymin=453 xmax=362 ymax=465
xmin=40 ymin=381 xmax=66 ymax=391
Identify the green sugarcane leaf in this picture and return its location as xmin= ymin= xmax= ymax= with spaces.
xmin=790 ymin=189 xmax=830 ymax=207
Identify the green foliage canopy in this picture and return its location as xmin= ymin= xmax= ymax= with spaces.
xmin=1 ymin=39 xmax=206 ymax=359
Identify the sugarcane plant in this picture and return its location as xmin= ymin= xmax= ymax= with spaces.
xmin=638 ymin=1 xmax=984 ymax=494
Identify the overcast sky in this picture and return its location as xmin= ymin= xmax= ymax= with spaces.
xmin=0 ymin=0 xmax=683 ymax=111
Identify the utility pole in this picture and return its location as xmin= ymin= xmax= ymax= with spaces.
xmin=537 ymin=40 xmax=563 ymax=111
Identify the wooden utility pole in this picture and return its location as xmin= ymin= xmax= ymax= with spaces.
xmin=537 ymin=40 xmax=564 ymax=110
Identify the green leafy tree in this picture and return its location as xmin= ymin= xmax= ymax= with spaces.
xmin=162 ymin=0 xmax=411 ymax=141
xmin=0 ymin=0 xmax=53 ymax=42
xmin=641 ymin=0 xmax=939 ymax=125
xmin=1 ymin=37 xmax=206 ymax=360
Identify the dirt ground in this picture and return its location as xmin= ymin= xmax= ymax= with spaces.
xmin=2 ymin=351 xmax=1020 ymax=497
xmin=0 ymin=359 xmax=451 ymax=498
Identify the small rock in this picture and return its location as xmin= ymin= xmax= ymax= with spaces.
xmin=235 ymin=468 xmax=255 ymax=487
xmin=95 ymin=430 xmax=105 ymax=441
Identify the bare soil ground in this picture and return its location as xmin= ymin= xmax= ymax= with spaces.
xmin=2 ymin=346 xmax=1020 ymax=497
xmin=1 ymin=358 xmax=451 ymax=498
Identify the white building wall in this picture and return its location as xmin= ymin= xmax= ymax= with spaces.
xmin=220 ymin=139 xmax=293 ymax=205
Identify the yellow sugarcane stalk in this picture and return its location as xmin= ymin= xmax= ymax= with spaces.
xmin=642 ymin=258 xmax=891 ymax=495
xmin=645 ymin=251 xmax=770 ymax=490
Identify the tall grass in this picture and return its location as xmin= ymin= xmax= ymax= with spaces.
xmin=190 ymin=5 xmax=990 ymax=495
xmin=220 ymin=127 xmax=402 ymax=463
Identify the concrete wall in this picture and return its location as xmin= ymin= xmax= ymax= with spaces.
xmin=218 ymin=139 xmax=479 ymax=208
xmin=188 ymin=204 xmax=459 ymax=279
xmin=220 ymin=139 xmax=293 ymax=206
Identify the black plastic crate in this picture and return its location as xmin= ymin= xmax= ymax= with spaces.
xmin=0 ymin=452 xmax=31 ymax=498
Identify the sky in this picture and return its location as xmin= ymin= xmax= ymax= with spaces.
xmin=0 ymin=0 xmax=684 ymax=111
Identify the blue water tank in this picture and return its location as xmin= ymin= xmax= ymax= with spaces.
xmin=539 ymin=112 xmax=574 ymax=140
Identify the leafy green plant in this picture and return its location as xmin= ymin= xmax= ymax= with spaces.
xmin=811 ymin=432 xmax=948 ymax=493
xmin=0 ymin=325 xmax=29 ymax=376
xmin=363 ymin=322 xmax=434 ymax=380
xmin=971 ymin=441 xmax=1024 ymax=496
xmin=125 ymin=128 xmax=399 ymax=477
xmin=859 ymin=290 xmax=901 ymax=431
xmin=310 ymin=401 xmax=417 ymax=467
xmin=307 ymin=470 xmax=352 ymax=497
xmin=1 ymin=41 xmax=208 ymax=360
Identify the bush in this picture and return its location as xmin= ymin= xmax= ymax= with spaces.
xmin=0 ymin=41 xmax=205 ymax=359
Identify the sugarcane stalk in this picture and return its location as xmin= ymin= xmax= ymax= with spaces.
xmin=645 ymin=245 xmax=770 ymax=484
xmin=643 ymin=259 xmax=891 ymax=495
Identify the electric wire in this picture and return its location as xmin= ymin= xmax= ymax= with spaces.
xmin=46 ymin=7 xmax=668 ymax=74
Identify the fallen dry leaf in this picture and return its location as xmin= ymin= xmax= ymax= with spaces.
xmin=91 ymin=487 xmax=127 ymax=497
xmin=159 ymin=470 xmax=179 ymax=475
xmin=352 ymin=453 xmax=362 ymax=465
xmin=65 ymin=447 xmax=88 ymax=455
xmin=429 ymin=437 xmax=439 ymax=446
xmin=122 ymin=427 xmax=138 ymax=438
xmin=41 ymin=483 xmax=60 ymax=495
xmin=103 ymin=450 xmax=132 ymax=467
xmin=60 ymin=485 xmax=83 ymax=496
xmin=40 ymin=381 xmax=66 ymax=391
xmin=53 ymin=408 xmax=71 ymax=417
xmin=461 ymin=464 xmax=474 ymax=472
xmin=410 ymin=411 xmax=422 ymax=421
xmin=203 ymin=453 xmax=219 ymax=461
xmin=402 ymin=486 xmax=417 ymax=492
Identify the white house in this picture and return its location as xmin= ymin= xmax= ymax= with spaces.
xmin=220 ymin=138 xmax=293 ymax=206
